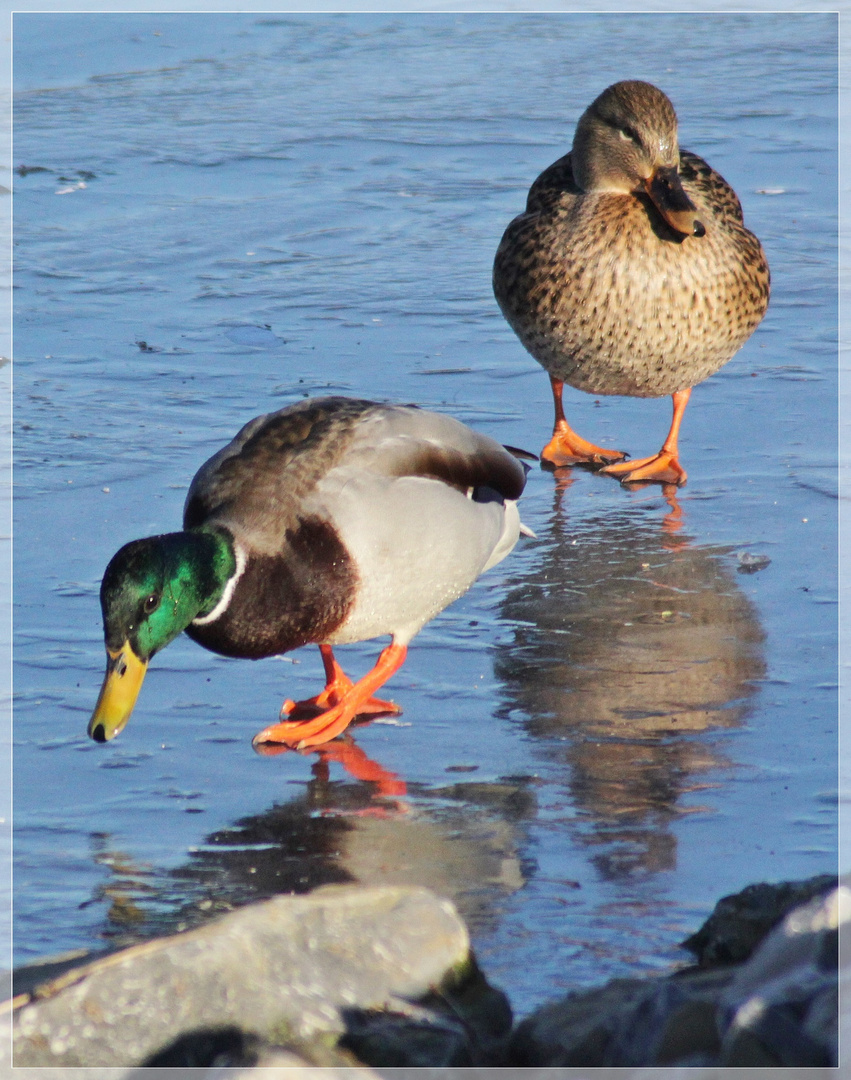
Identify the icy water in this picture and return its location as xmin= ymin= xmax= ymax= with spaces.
xmin=13 ymin=12 xmax=838 ymax=1016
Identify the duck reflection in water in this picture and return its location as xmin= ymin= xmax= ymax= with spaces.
xmin=495 ymin=482 xmax=766 ymax=880
xmin=79 ymin=771 xmax=534 ymax=953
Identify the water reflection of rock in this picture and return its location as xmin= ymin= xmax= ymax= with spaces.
xmin=87 ymin=766 xmax=535 ymax=951
xmin=495 ymin=484 xmax=767 ymax=881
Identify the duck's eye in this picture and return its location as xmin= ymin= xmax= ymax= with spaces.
xmin=143 ymin=594 xmax=159 ymax=614
xmin=619 ymin=126 xmax=640 ymax=144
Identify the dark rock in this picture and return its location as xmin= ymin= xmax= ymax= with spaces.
xmin=341 ymin=1007 xmax=474 ymax=1067
xmin=510 ymin=879 xmax=845 ymax=1069
xmin=683 ymin=874 xmax=837 ymax=966
xmin=509 ymin=968 xmax=732 ymax=1067
xmin=718 ymin=884 xmax=844 ymax=1066
xmin=340 ymin=953 xmax=512 ymax=1067
xmin=653 ymin=994 xmax=721 ymax=1063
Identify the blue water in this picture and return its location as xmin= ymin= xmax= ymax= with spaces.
xmin=12 ymin=12 xmax=838 ymax=1016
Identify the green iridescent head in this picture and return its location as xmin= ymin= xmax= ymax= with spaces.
xmin=88 ymin=529 xmax=235 ymax=743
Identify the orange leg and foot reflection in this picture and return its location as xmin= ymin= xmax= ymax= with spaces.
xmin=600 ymin=389 xmax=690 ymax=486
xmin=256 ymin=735 xmax=407 ymax=812
xmin=660 ymin=483 xmax=689 ymax=549
xmin=541 ymin=377 xmax=627 ymax=468
xmin=253 ymin=642 xmax=408 ymax=750
xmin=316 ymin=738 xmax=407 ymax=800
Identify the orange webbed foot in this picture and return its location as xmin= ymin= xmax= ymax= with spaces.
xmin=279 ymin=642 xmax=402 ymax=721
xmin=542 ymin=377 xmax=627 ymax=467
xmin=253 ymin=642 xmax=408 ymax=750
xmin=280 ymin=691 xmax=401 ymax=722
xmin=541 ymin=425 xmax=627 ymax=468
xmin=599 ymin=450 xmax=687 ymax=486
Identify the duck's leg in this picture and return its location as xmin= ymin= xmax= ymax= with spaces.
xmin=541 ymin=377 xmax=627 ymax=467
xmin=255 ymin=642 xmax=408 ymax=749
xmin=279 ymin=643 xmax=402 ymax=720
xmin=599 ymin=389 xmax=690 ymax=486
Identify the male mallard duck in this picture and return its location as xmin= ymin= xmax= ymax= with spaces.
xmin=493 ymin=80 xmax=770 ymax=485
xmin=88 ymin=396 xmax=528 ymax=749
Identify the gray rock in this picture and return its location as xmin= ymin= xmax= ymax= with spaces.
xmin=137 ymin=1024 xmax=364 ymax=1069
xmin=0 ymin=1038 xmax=378 ymax=1080
xmin=682 ymin=874 xmax=837 ymax=966
xmin=10 ymin=884 xmax=507 ymax=1069
xmin=717 ymin=882 xmax=846 ymax=1066
xmin=221 ymin=1046 xmax=381 ymax=1079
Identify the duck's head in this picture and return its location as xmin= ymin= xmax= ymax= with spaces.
xmin=88 ymin=530 xmax=233 ymax=742
xmin=572 ymin=80 xmax=705 ymax=238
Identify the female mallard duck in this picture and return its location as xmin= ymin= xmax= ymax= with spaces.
xmin=493 ymin=80 xmax=770 ymax=485
xmin=88 ymin=396 xmax=527 ymax=750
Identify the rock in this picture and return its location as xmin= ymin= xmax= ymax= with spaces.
xmin=9 ymin=874 xmax=841 ymax=1073
xmin=339 ymin=953 xmax=513 ymax=1066
xmin=0 ymin=1030 xmax=378 ymax=1080
xmin=717 ymin=881 xmax=846 ymax=1066
xmin=223 ymin=1046 xmax=381 ymax=1079
xmin=682 ymin=874 xmax=837 ymax=966
xmin=139 ymin=1026 xmax=362 ymax=1069
xmin=10 ymin=884 xmax=510 ymax=1069
xmin=509 ymin=968 xmax=733 ymax=1067
xmin=510 ymin=877 xmax=843 ymax=1069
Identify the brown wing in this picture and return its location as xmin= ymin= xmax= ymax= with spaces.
xmin=679 ymin=149 xmax=746 ymax=226
xmin=184 ymin=398 xmax=528 ymax=535
xmin=524 ymin=151 xmax=579 ymax=215
xmin=341 ymin=404 xmax=529 ymax=502
xmin=183 ymin=397 xmax=377 ymax=530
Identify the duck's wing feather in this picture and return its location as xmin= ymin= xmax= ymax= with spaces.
xmin=184 ymin=397 xmax=527 ymax=541
xmin=524 ymin=151 xmax=579 ymax=215
xmin=679 ymin=149 xmax=745 ymax=226
xmin=343 ymin=404 xmax=528 ymax=501
xmin=184 ymin=397 xmax=377 ymax=532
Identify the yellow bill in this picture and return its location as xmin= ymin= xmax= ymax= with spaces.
xmin=88 ymin=642 xmax=148 ymax=742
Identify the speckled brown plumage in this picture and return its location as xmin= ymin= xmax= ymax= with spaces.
xmin=493 ymin=80 xmax=770 ymax=483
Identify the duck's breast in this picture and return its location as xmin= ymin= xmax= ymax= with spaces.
xmin=494 ymin=151 xmax=770 ymax=397
xmin=186 ymin=515 xmax=358 ymax=659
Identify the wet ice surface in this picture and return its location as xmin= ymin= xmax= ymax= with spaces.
xmin=13 ymin=13 xmax=838 ymax=1014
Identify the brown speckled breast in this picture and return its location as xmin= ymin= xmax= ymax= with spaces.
xmin=493 ymin=150 xmax=770 ymax=398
